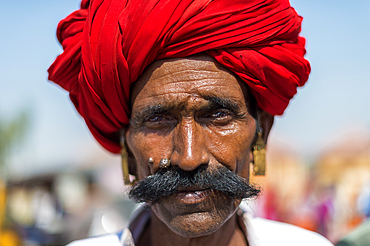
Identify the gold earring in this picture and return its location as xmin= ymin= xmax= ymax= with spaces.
xmin=252 ymin=116 xmax=266 ymax=176
xmin=120 ymin=130 xmax=131 ymax=185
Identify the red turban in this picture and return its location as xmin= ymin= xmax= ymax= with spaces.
xmin=48 ymin=0 xmax=311 ymax=153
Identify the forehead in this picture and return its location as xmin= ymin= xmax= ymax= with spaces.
xmin=131 ymin=55 xmax=248 ymax=107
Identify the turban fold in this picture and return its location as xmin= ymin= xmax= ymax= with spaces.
xmin=48 ymin=0 xmax=311 ymax=153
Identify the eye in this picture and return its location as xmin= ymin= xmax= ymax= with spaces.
xmin=203 ymin=109 xmax=234 ymax=126
xmin=147 ymin=115 xmax=166 ymax=122
xmin=212 ymin=111 xmax=230 ymax=119
xmin=144 ymin=114 xmax=176 ymax=128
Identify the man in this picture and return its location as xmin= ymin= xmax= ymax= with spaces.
xmin=48 ymin=0 xmax=334 ymax=245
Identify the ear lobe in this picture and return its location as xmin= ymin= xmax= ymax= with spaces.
xmin=128 ymin=154 xmax=137 ymax=176
xmin=249 ymin=149 xmax=254 ymax=163
xmin=250 ymin=110 xmax=274 ymax=163
xmin=259 ymin=110 xmax=274 ymax=143
xmin=124 ymin=127 xmax=138 ymax=176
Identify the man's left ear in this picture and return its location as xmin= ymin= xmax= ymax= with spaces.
xmin=259 ymin=110 xmax=274 ymax=144
xmin=249 ymin=110 xmax=274 ymax=158
xmin=248 ymin=110 xmax=274 ymax=176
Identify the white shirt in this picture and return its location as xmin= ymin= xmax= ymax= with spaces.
xmin=68 ymin=205 xmax=334 ymax=246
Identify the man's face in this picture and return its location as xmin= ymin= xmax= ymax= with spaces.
xmin=126 ymin=55 xmax=257 ymax=237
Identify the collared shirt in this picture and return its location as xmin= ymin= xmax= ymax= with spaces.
xmin=68 ymin=204 xmax=334 ymax=246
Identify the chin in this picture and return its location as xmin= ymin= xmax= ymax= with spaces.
xmin=168 ymin=211 xmax=231 ymax=238
xmin=151 ymin=190 xmax=240 ymax=238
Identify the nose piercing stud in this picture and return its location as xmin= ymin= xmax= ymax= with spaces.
xmin=148 ymin=157 xmax=154 ymax=165
xmin=159 ymin=158 xmax=171 ymax=168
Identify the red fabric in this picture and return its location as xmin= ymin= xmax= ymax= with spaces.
xmin=48 ymin=0 xmax=311 ymax=153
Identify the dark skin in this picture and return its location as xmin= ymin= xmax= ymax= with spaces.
xmin=126 ymin=55 xmax=274 ymax=246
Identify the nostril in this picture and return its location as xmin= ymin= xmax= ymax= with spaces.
xmin=170 ymin=144 xmax=210 ymax=172
xmin=171 ymin=152 xmax=209 ymax=172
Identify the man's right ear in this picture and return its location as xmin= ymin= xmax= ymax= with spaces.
xmin=123 ymin=127 xmax=138 ymax=177
xmin=127 ymin=147 xmax=138 ymax=177
xmin=119 ymin=128 xmax=139 ymax=185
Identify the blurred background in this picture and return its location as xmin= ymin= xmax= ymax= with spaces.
xmin=1 ymin=0 xmax=369 ymax=245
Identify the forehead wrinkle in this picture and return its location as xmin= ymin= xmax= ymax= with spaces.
xmin=134 ymin=79 xmax=246 ymax=112
xmin=132 ymin=73 xmax=216 ymax=105
xmin=149 ymin=68 xmax=229 ymax=82
xmin=131 ymin=56 xmax=240 ymax=104
xmin=190 ymin=82 xmax=242 ymax=94
xmin=148 ymin=57 xmax=224 ymax=77
xmin=147 ymin=75 xmax=241 ymax=95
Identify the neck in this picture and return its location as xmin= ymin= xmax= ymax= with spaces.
xmin=148 ymin=210 xmax=247 ymax=246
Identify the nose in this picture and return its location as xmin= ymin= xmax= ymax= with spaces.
xmin=170 ymin=119 xmax=209 ymax=171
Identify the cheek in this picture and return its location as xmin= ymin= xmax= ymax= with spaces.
xmin=206 ymin=123 xmax=254 ymax=173
xmin=127 ymin=131 xmax=173 ymax=177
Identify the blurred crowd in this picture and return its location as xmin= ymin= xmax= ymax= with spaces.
xmin=250 ymin=130 xmax=370 ymax=243
xmin=0 ymin=129 xmax=369 ymax=246
xmin=0 ymin=163 xmax=138 ymax=246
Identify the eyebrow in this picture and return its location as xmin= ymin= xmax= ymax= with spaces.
xmin=202 ymin=95 xmax=243 ymax=115
xmin=129 ymin=95 xmax=245 ymax=127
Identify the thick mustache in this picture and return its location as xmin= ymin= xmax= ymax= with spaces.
xmin=128 ymin=166 xmax=260 ymax=203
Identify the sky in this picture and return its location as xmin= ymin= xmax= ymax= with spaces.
xmin=1 ymin=0 xmax=369 ymax=176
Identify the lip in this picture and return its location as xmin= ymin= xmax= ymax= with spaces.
xmin=174 ymin=189 xmax=212 ymax=204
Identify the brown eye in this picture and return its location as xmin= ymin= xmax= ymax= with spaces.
xmin=144 ymin=115 xmax=176 ymax=128
xmin=148 ymin=115 xmax=165 ymax=122
xmin=212 ymin=111 xmax=230 ymax=118
xmin=209 ymin=110 xmax=234 ymax=125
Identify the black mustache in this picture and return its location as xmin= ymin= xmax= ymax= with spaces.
xmin=128 ymin=166 xmax=260 ymax=203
